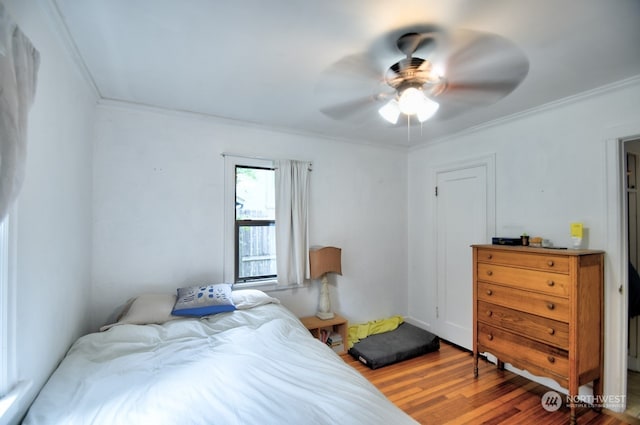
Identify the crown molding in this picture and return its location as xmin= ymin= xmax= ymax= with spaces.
xmin=410 ymin=75 xmax=640 ymax=151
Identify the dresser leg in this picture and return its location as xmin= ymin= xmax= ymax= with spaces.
xmin=592 ymin=377 xmax=603 ymax=413
xmin=473 ymin=352 xmax=478 ymax=378
xmin=569 ymin=384 xmax=578 ymax=424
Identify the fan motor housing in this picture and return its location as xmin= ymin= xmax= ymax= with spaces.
xmin=385 ymin=57 xmax=445 ymax=96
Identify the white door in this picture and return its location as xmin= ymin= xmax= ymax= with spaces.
xmin=435 ymin=164 xmax=489 ymax=349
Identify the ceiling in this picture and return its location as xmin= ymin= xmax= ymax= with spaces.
xmin=52 ymin=0 xmax=640 ymax=147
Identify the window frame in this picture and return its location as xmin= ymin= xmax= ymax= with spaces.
xmin=0 ymin=210 xmax=32 ymax=420
xmin=223 ymin=156 xmax=277 ymax=287
xmin=0 ymin=217 xmax=8 ymax=396
xmin=0 ymin=211 xmax=17 ymax=397
xmin=234 ymin=219 xmax=276 ymax=282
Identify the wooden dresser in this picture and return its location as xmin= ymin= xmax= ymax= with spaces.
xmin=472 ymin=245 xmax=604 ymax=424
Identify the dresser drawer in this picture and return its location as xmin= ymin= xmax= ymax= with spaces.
xmin=477 ymin=301 xmax=569 ymax=348
xmin=477 ymin=323 xmax=568 ymax=379
xmin=477 ymin=263 xmax=569 ymax=297
xmin=477 ymin=282 xmax=569 ymax=322
xmin=476 ymin=248 xmax=569 ymax=273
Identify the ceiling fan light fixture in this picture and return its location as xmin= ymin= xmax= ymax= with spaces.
xmin=398 ymin=87 xmax=425 ymax=115
xmin=378 ymin=89 xmax=440 ymax=124
xmin=378 ymin=99 xmax=401 ymax=124
xmin=395 ymin=86 xmax=440 ymax=123
xmin=416 ymin=96 xmax=440 ymax=122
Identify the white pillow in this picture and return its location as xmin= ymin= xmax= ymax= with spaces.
xmin=100 ymin=294 xmax=178 ymax=331
xmin=231 ymin=289 xmax=280 ymax=309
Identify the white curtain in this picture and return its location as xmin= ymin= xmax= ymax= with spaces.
xmin=0 ymin=3 xmax=40 ymax=222
xmin=275 ymin=160 xmax=311 ymax=286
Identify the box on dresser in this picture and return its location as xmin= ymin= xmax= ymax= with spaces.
xmin=472 ymin=244 xmax=604 ymax=425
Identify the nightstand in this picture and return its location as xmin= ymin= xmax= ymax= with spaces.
xmin=300 ymin=314 xmax=348 ymax=355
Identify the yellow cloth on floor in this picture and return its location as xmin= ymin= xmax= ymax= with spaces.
xmin=347 ymin=315 xmax=404 ymax=349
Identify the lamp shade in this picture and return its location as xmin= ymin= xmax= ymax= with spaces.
xmin=309 ymin=247 xmax=342 ymax=279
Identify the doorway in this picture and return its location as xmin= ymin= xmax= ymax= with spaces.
xmin=625 ymin=138 xmax=640 ymax=417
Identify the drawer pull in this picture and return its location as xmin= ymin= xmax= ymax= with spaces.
xmin=547 ymin=303 xmax=555 ymax=310
xmin=486 ymin=289 xmax=493 ymax=296
xmin=486 ymin=310 xmax=493 ymax=317
xmin=487 ymin=334 xmax=494 ymax=341
xmin=486 ymin=270 xmax=493 ymax=276
xmin=547 ymin=356 xmax=556 ymax=364
xmin=547 ymin=280 xmax=555 ymax=287
xmin=487 ymin=254 xmax=493 ymax=260
xmin=547 ymin=260 xmax=554 ymax=267
xmin=548 ymin=328 xmax=555 ymax=335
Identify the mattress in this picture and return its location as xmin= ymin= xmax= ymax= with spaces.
xmin=349 ymin=322 xmax=440 ymax=369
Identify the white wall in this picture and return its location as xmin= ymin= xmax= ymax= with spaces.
xmin=407 ymin=77 xmax=640 ymax=402
xmin=2 ymin=0 xmax=97 ymax=423
xmin=91 ymin=102 xmax=408 ymax=330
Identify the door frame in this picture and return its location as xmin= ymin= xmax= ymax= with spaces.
xmin=625 ymin=143 xmax=640 ymax=372
xmin=431 ymin=153 xmax=496 ymax=343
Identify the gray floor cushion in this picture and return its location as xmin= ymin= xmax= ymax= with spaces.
xmin=349 ymin=322 xmax=440 ymax=369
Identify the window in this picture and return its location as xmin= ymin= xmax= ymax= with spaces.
xmin=224 ymin=155 xmax=311 ymax=287
xmin=224 ymin=156 xmax=277 ymax=286
xmin=234 ymin=166 xmax=276 ymax=282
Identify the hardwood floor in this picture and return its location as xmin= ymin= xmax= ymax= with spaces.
xmin=342 ymin=340 xmax=640 ymax=425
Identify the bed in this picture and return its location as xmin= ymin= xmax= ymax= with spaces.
xmin=23 ymin=289 xmax=417 ymax=425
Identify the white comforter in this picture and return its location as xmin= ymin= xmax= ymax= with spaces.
xmin=24 ymin=304 xmax=418 ymax=425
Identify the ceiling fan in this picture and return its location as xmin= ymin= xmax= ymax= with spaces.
xmin=316 ymin=25 xmax=529 ymax=127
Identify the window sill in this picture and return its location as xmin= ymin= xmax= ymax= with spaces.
xmin=233 ymin=280 xmax=308 ymax=292
xmin=0 ymin=380 xmax=32 ymax=422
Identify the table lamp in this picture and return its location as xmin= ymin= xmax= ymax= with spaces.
xmin=309 ymin=246 xmax=342 ymax=320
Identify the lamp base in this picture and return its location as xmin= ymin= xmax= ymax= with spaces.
xmin=316 ymin=311 xmax=335 ymax=320
xmin=316 ymin=276 xmax=334 ymax=320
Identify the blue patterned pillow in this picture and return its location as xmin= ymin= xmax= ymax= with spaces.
xmin=172 ymin=284 xmax=236 ymax=317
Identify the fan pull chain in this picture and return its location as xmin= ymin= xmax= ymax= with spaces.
xmin=407 ymin=114 xmax=410 ymax=142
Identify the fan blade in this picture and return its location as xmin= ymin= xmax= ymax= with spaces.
xmin=431 ymin=98 xmax=477 ymax=121
xmin=433 ymin=82 xmax=522 ymax=121
xmin=440 ymin=29 xmax=529 ymax=98
xmin=426 ymin=28 xmax=528 ymax=121
xmin=318 ymin=52 xmax=387 ymax=82
xmin=319 ymin=96 xmax=382 ymax=120
xmin=440 ymin=81 xmax=523 ymax=103
xmin=316 ymin=52 xmax=392 ymax=121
